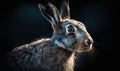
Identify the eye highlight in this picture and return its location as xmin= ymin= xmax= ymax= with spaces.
xmin=66 ymin=24 xmax=76 ymax=34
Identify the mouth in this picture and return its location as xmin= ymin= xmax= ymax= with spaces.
xmin=84 ymin=44 xmax=93 ymax=52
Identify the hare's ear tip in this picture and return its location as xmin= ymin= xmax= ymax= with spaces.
xmin=38 ymin=3 xmax=42 ymax=7
xmin=38 ymin=4 xmax=42 ymax=9
xmin=38 ymin=3 xmax=46 ymax=10
xmin=38 ymin=3 xmax=40 ymax=7
xmin=38 ymin=3 xmax=44 ymax=7
xmin=38 ymin=2 xmax=51 ymax=8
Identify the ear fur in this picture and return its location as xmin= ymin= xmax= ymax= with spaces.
xmin=60 ymin=0 xmax=70 ymax=19
xmin=38 ymin=2 xmax=62 ymax=25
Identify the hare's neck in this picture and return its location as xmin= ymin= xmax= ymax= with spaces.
xmin=63 ymin=52 xmax=75 ymax=71
xmin=52 ymin=36 xmax=68 ymax=49
xmin=57 ymin=48 xmax=75 ymax=71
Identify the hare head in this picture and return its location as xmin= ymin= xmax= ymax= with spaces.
xmin=38 ymin=0 xmax=93 ymax=52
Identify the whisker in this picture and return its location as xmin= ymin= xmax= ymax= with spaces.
xmin=86 ymin=46 xmax=98 ymax=65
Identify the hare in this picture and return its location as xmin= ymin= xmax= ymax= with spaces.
xmin=8 ymin=0 xmax=93 ymax=71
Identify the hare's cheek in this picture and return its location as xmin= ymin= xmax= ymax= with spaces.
xmin=74 ymin=32 xmax=84 ymax=39
xmin=72 ymin=39 xmax=86 ymax=52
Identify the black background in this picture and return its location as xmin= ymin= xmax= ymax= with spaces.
xmin=0 ymin=0 xmax=118 ymax=71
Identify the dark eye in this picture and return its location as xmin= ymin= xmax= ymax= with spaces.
xmin=67 ymin=25 xmax=76 ymax=33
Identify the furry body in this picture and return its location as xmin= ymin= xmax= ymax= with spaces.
xmin=8 ymin=39 xmax=75 ymax=71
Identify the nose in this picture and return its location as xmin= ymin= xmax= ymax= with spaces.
xmin=85 ymin=38 xmax=93 ymax=48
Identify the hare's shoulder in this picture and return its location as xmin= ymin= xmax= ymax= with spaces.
xmin=8 ymin=38 xmax=52 ymax=60
xmin=7 ymin=38 xmax=53 ymax=70
xmin=11 ymin=38 xmax=51 ymax=52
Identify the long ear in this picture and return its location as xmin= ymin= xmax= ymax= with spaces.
xmin=38 ymin=2 xmax=62 ymax=25
xmin=60 ymin=0 xmax=70 ymax=19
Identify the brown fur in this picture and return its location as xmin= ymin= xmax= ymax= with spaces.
xmin=8 ymin=39 xmax=75 ymax=71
